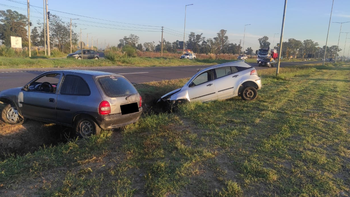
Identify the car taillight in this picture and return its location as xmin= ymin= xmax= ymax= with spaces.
xmin=250 ymin=69 xmax=257 ymax=75
xmin=139 ymin=96 xmax=142 ymax=108
xmin=99 ymin=101 xmax=111 ymax=115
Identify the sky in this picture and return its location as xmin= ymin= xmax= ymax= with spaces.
xmin=1 ymin=0 xmax=350 ymax=55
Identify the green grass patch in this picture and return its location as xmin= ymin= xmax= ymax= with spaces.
xmin=0 ymin=63 xmax=350 ymax=196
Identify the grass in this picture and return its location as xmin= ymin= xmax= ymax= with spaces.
xmin=0 ymin=63 xmax=349 ymax=196
xmin=0 ymin=56 xmax=232 ymax=69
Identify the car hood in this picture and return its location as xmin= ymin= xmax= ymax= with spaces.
xmin=67 ymin=53 xmax=79 ymax=56
xmin=0 ymin=87 xmax=22 ymax=101
xmin=158 ymin=88 xmax=182 ymax=101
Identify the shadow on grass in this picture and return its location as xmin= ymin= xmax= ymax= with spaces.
xmin=29 ymin=56 xmax=49 ymax=59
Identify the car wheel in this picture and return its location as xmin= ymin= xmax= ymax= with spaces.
xmin=241 ymin=87 xmax=258 ymax=101
xmin=75 ymin=116 xmax=101 ymax=138
xmin=94 ymin=56 xmax=99 ymax=60
xmin=1 ymin=104 xmax=24 ymax=125
xmin=77 ymin=56 xmax=82 ymax=60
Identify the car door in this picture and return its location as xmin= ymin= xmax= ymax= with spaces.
xmin=187 ymin=70 xmax=217 ymax=102
xmin=56 ymin=74 xmax=93 ymax=124
xmin=19 ymin=72 xmax=62 ymax=122
xmin=214 ymin=66 xmax=239 ymax=100
xmin=83 ymin=50 xmax=89 ymax=59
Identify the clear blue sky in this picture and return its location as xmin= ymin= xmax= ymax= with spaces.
xmin=1 ymin=0 xmax=350 ymax=53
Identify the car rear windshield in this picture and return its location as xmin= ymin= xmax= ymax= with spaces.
xmin=98 ymin=76 xmax=138 ymax=97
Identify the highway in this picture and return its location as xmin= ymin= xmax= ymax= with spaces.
xmin=0 ymin=61 xmax=319 ymax=91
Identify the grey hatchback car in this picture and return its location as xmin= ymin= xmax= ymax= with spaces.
xmin=0 ymin=70 xmax=142 ymax=137
xmin=67 ymin=50 xmax=99 ymax=60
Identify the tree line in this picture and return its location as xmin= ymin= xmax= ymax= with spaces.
xmin=0 ymin=9 xmax=341 ymax=59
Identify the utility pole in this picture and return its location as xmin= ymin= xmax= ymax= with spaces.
xmin=333 ymin=21 xmax=350 ymax=62
xmin=242 ymin=24 xmax=251 ymax=55
xmin=342 ymin=32 xmax=349 ymax=61
xmin=91 ymin=36 xmax=93 ymax=49
xmin=46 ymin=0 xmax=50 ymax=56
xmin=276 ymin=0 xmax=288 ymax=76
xmin=70 ymin=18 xmax=79 ymax=53
xmin=27 ymin=0 xmax=31 ymax=57
xmin=43 ymin=0 xmax=46 ymax=55
xmin=323 ymin=0 xmax=334 ymax=65
xmin=161 ymin=26 xmax=164 ymax=56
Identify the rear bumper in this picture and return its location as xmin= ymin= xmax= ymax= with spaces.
xmin=97 ymin=107 xmax=143 ymax=130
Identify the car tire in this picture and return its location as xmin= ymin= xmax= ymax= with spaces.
xmin=77 ymin=56 xmax=82 ymax=60
xmin=75 ymin=116 xmax=101 ymax=138
xmin=1 ymin=104 xmax=24 ymax=125
xmin=94 ymin=56 xmax=99 ymax=60
xmin=241 ymin=87 xmax=258 ymax=101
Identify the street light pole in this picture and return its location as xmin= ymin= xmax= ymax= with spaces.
xmin=70 ymin=18 xmax=79 ymax=54
xmin=242 ymin=24 xmax=251 ymax=55
xmin=80 ymin=28 xmax=86 ymax=59
xmin=272 ymin=33 xmax=279 ymax=49
xmin=342 ymin=32 xmax=349 ymax=61
xmin=183 ymin=3 xmax=193 ymax=52
xmin=276 ymin=0 xmax=288 ymax=76
xmin=323 ymin=0 xmax=335 ymax=65
xmin=27 ymin=0 xmax=31 ymax=57
xmin=333 ymin=21 xmax=350 ymax=62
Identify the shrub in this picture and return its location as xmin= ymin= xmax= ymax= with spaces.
xmin=122 ymin=45 xmax=137 ymax=57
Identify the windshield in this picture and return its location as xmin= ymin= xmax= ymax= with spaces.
xmin=74 ymin=50 xmax=82 ymax=54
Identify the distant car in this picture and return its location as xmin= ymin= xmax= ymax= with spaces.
xmin=180 ymin=53 xmax=196 ymax=59
xmin=0 ymin=70 xmax=142 ymax=137
xmin=158 ymin=61 xmax=261 ymax=105
xmin=238 ymin=54 xmax=248 ymax=60
xmin=67 ymin=50 xmax=99 ymax=60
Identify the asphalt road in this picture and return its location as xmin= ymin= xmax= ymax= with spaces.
xmin=0 ymin=61 xmax=319 ymax=91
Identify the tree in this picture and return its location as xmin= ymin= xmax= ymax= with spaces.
xmin=258 ymin=36 xmax=270 ymax=49
xmin=50 ymin=15 xmax=78 ymax=52
xmin=143 ymin=42 xmax=155 ymax=51
xmin=136 ymin=43 xmax=143 ymax=51
xmin=0 ymin=9 xmax=28 ymax=47
xmin=301 ymin=39 xmax=318 ymax=58
xmin=287 ymin=38 xmax=302 ymax=58
xmin=187 ymin=32 xmax=204 ymax=53
xmin=245 ymin=47 xmax=254 ymax=55
xmin=122 ymin=34 xmax=139 ymax=48
xmin=214 ymin=29 xmax=229 ymax=53
xmin=31 ymin=27 xmax=40 ymax=46
xmin=118 ymin=39 xmax=125 ymax=48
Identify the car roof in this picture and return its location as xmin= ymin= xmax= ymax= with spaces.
xmin=200 ymin=60 xmax=251 ymax=72
xmin=44 ymin=70 xmax=122 ymax=77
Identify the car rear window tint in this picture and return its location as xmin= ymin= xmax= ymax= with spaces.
xmin=60 ymin=75 xmax=90 ymax=96
xmin=215 ymin=67 xmax=232 ymax=78
xmin=236 ymin=66 xmax=251 ymax=71
xmin=98 ymin=76 xmax=137 ymax=97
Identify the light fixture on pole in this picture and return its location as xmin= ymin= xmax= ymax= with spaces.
xmin=70 ymin=18 xmax=79 ymax=53
xmin=183 ymin=3 xmax=193 ymax=52
xmin=333 ymin=21 xmax=350 ymax=62
xmin=323 ymin=0 xmax=335 ymax=65
xmin=242 ymin=24 xmax=251 ymax=55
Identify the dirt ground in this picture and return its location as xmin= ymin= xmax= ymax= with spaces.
xmin=0 ymin=103 xmax=74 ymax=159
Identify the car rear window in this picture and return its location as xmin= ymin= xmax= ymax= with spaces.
xmin=98 ymin=76 xmax=137 ymax=97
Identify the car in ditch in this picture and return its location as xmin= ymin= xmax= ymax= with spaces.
xmin=0 ymin=70 xmax=142 ymax=137
xmin=67 ymin=49 xmax=100 ymax=60
xmin=158 ymin=61 xmax=261 ymax=105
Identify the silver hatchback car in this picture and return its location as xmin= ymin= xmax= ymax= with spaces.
xmin=158 ymin=61 xmax=261 ymax=104
xmin=0 ymin=70 xmax=142 ymax=137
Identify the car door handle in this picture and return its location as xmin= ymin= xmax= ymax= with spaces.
xmin=232 ymin=75 xmax=238 ymax=78
xmin=207 ymin=83 xmax=212 ymax=87
xmin=49 ymin=98 xmax=55 ymax=102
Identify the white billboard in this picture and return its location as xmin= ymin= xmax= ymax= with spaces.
xmin=11 ymin=36 xmax=22 ymax=49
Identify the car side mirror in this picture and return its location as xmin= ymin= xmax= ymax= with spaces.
xmin=189 ymin=82 xmax=195 ymax=87
xmin=22 ymin=85 xmax=28 ymax=91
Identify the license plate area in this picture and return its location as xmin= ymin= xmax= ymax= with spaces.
xmin=120 ymin=103 xmax=139 ymax=115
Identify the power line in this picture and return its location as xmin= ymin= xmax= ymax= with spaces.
xmin=5 ymin=0 xmax=161 ymax=28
